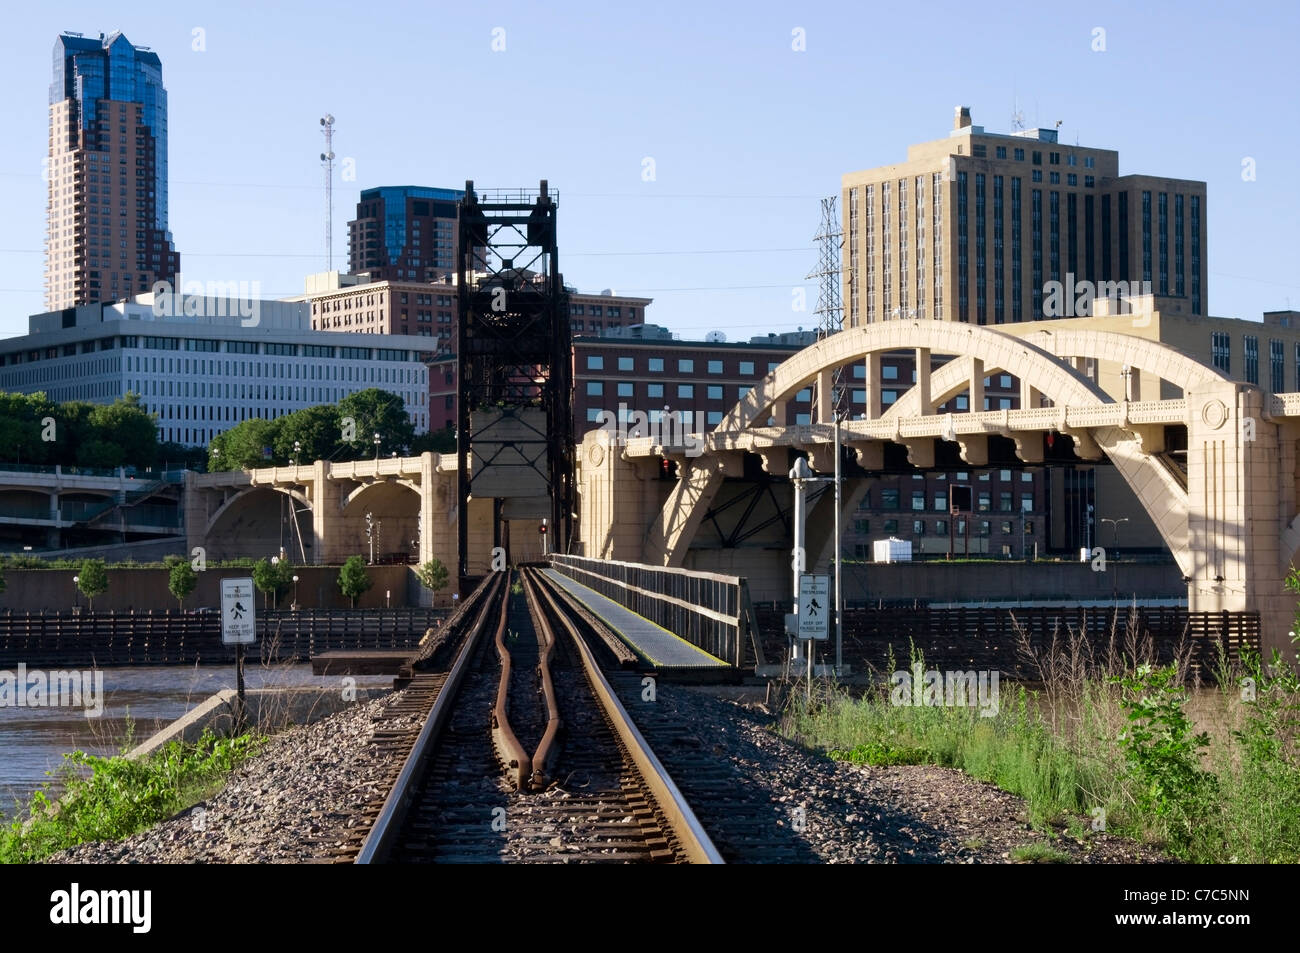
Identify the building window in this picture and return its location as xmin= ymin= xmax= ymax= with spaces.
xmin=911 ymin=490 xmax=925 ymax=511
xmin=586 ymin=355 xmax=603 ymax=370
xmin=648 ymin=383 xmax=664 ymax=398
xmin=1212 ymin=332 xmax=1230 ymax=374
xmin=1271 ymin=339 xmax=1284 ymax=392
xmin=1244 ymin=335 xmax=1259 ymax=386
xmin=617 ymin=382 xmax=633 ymax=397
xmin=934 ymin=492 xmax=947 ymax=512
xmin=881 ymin=489 xmax=900 ymax=510
xmin=678 ymin=359 xmax=694 ymax=373
xmin=649 ymin=358 xmax=664 ymax=372
xmin=913 ymin=520 xmax=926 ymax=535
xmin=677 ymin=384 xmax=694 ymax=399
xmin=883 ymin=519 xmax=899 ymax=534
xmin=707 ymin=411 xmax=722 ymax=425
xmin=707 ymin=384 xmax=723 ymax=400
xmin=618 ymin=357 xmax=634 ymax=371
xmin=708 ymin=360 xmax=723 ymax=374
xmin=739 ymin=361 xmax=755 ymax=375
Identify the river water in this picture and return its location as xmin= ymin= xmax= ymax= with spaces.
xmin=0 ymin=664 xmax=393 ymax=820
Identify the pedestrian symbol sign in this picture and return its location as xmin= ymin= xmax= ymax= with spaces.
xmin=798 ymin=574 xmax=829 ymax=640
xmin=221 ymin=577 xmax=257 ymax=645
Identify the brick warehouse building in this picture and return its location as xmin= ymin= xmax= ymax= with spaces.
xmin=299 ymin=270 xmax=651 ymax=359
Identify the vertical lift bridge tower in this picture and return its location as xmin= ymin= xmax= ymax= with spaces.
xmin=456 ymin=181 xmax=572 ymax=586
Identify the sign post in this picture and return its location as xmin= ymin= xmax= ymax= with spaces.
xmin=798 ymin=573 xmax=829 ymax=701
xmin=221 ymin=577 xmax=257 ymax=729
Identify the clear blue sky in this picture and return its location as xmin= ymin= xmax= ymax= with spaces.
xmin=1 ymin=0 xmax=1297 ymax=341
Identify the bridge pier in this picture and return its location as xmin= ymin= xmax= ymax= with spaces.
xmin=1185 ymin=382 xmax=1293 ymax=657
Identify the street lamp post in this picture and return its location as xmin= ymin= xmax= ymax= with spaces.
xmin=72 ymin=574 xmax=79 ymax=610
xmin=373 ymin=432 xmax=381 ymax=462
xmin=1101 ymin=517 xmax=1130 ymax=602
xmin=292 ymin=574 xmax=299 ymax=610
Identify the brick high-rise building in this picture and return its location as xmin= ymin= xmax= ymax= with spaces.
xmin=841 ymin=106 xmax=1207 ymax=326
xmin=45 ymin=31 xmax=180 ymax=310
xmin=347 ymin=186 xmax=464 ymax=282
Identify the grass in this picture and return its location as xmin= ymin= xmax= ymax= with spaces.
xmin=782 ymin=615 xmax=1300 ymax=864
xmin=1009 ymin=842 xmax=1073 ymax=863
xmin=0 ymin=729 xmax=260 ymax=864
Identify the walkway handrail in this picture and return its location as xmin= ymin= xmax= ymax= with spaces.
xmin=549 ymin=553 xmax=754 ymax=667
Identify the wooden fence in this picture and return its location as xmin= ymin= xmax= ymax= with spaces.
xmin=756 ymin=605 xmax=1260 ymax=682
xmin=0 ymin=608 xmax=443 ymax=667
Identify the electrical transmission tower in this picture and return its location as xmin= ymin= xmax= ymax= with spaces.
xmin=806 ymin=196 xmax=846 ymax=415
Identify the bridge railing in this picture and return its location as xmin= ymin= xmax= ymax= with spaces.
xmin=548 ymin=554 xmax=757 ymax=668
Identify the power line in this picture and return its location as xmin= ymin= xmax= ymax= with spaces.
xmin=0 ymin=244 xmax=815 ymax=259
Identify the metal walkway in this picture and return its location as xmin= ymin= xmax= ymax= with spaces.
xmin=541 ymin=569 xmax=729 ymax=669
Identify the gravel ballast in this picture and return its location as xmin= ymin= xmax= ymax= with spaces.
xmin=47 ymin=681 xmax=1165 ymax=864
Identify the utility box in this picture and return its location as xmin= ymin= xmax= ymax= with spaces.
xmin=873 ymin=537 xmax=912 ymax=563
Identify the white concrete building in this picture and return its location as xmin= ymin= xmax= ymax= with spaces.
xmin=1 ymin=294 xmax=431 ymax=446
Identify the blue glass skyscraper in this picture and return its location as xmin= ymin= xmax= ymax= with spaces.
xmin=46 ymin=31 xmax=180 ymax=309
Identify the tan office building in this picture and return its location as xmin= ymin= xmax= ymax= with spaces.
xmin=841 ymin=107 xmax=1207 ymax=326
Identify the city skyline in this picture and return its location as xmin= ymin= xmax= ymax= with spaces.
xmin=0 ymin=1 xmax=1297 ymax=341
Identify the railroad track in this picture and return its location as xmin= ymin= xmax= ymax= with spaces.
xmin=355 ymin=567 xmax=721 ymax=864
xmin=313 ymin=574 xmax=502 ymax=863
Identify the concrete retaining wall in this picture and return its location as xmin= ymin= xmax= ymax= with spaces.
xmin=126 ymin=686 xmax=390 ymax=760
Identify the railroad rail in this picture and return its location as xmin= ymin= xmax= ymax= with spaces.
xmin=352 ymin=566 xmax=722 ymax=864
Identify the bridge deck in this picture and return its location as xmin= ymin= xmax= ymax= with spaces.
xmin=541 ymin=569 xmax=729 ymax=670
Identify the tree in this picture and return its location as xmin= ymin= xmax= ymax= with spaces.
xmin=0 ymin=392 xmax=54 ymax=465
xmin=416 ymin=559 xmax=449 ymax=595
xmin=338 ymin=555 xmax=373 ymax=608
xmin=76 ymin=558 xmax=109 ymax=611
xmin=274 ymin=404 xmax=341 ymax=464
xmin=87 ymin=395 xmax=158 ymax=469
xmin=410 ymin=426 xmax=456 ymax=455
xmin=166 ymin=555 xmax=197 ymax=611
xmin=209 ymin=418 xmax=283 ymax=471
xmin=337 ymin=389 xmax=415 ymax=458
xmin=252 ymin=557 xmax=294 ymax=609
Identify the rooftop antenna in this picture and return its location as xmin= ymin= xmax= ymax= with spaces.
xmin=319 ymin=114 xmax=335 ymax=271
xmin=1011 ymin=92 xmax=1025 ymax=131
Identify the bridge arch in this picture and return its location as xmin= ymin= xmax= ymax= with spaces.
xmin=204 ymin=485 xmax=312 ymax=539
xmin=884 ymin=328 xmax=1230 ymax=419
xmin=697 ymin=322 xmax=1193 ymax=574
xmin=718 ymin=322 xmax=1110 ymax=434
